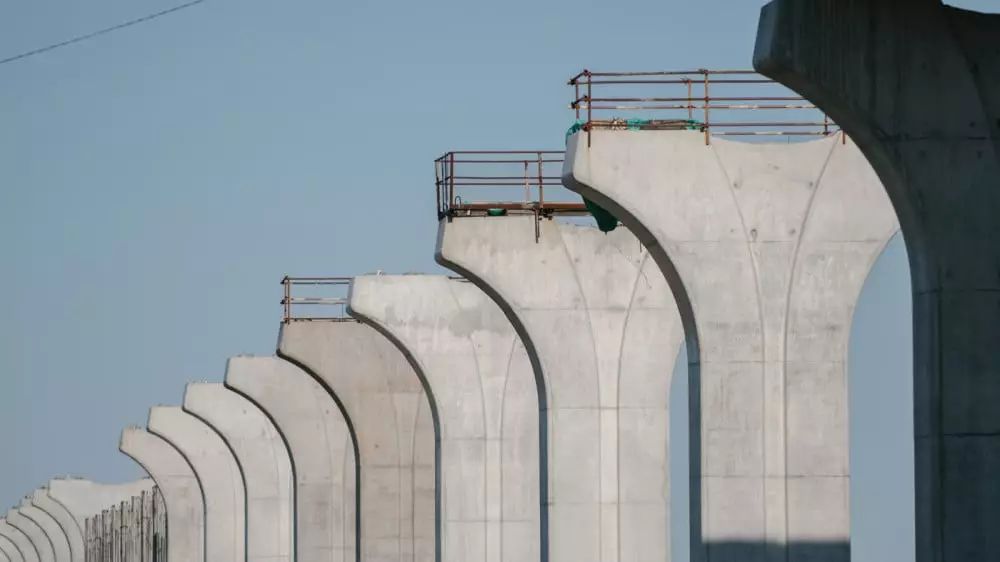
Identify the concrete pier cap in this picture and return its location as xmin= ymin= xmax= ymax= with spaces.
xmin=147 ymin=406 xmax=246 ymax=562
xmin=16 ymin=500 xmax=68 ymax=562
xmin=275 ymin=280 xmax=436 ymax=562
xmin=28 ymin=490 xmax=80 ymax=562
xmin=346 ymin=273 xmax=539 ymax=562
xmin=753 ymin=3 xmax=1000 ymax=560
xmin=183 ymin=381 xmax=293 ymax=562
xmin=119 ymin=426 xmax=204 ymax=562
xmin=561 ymin=68 xmax=899 ymax=561
xmin=6 ymin=509 xmax=53 ymax=562
xmin=0 ymin=520 xmax=35 ymax=562
xmin=433 ymin=149 xmax=686 ymax=562
xmin=223 ymin=355 xmax=356 ymax=562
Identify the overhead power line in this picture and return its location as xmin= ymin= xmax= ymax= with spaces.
xmin=0 ymin=0 xmax=206 ymax=67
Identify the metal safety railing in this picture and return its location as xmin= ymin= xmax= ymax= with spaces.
xmin=84 ymin=488 xmax=167 ymax=562
xmin=281 ymin=276 xmax=353 ymax=323
xmin=568 ymin=69 xmax=839 ymax=145
xmin=435 ymin=151 xmax=588 ymax=219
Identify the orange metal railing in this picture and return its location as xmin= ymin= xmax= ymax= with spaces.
xmin=434 ymin=150 xmax=588 ymax=219
xmin=568 ymin=69 xmax=838 ymax=145
xmin=280 ymin=276 xmax=353 ymax=323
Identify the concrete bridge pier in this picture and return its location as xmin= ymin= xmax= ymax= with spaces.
xmin=119 ymin=427 xmax=204 ymax=562
xmin=347 ymin=275 xmax=539 ymax=562
xmin=435 ymin=219 xmax=684 ymax=562
xmin=183 ymin=382 xmax=294 ymax=562
xmin=564 ymin=130 xmax=897 ymax=561
xmin=754 ymin=2 xmax=1000 ymax=560
xmin=276 ymin=320 xmax=435 ymax=562
xmin=147 ymin=406 xmax=246 ymax=562
xmin=0 ymin=520 xmax=34 ymax=562
xmin=224 ymin=356 xmax=355 ymax=562
xmin=6 ymin=509 xmax=53 ymax=562
xmin=46 ymin=478 xmax=153 ymax=538
xmin=28 ymin=490 xmax=81 ymax=562
xmin=17 ymin=500 xmax=68 ymax=562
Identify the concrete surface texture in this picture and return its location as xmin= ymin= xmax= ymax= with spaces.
xmin=0 ymin=533 xmax=16 ymax=562
xmin=6 ymin=510 xmax=52 ymax=562
xmin=183 ymin=381 xmax=294 ymax=562
xmin=29 ymin=490 xmax=81 ymax=562
xmin=47 ymin=477 xmax=153 ymax=535
xmin=753 ymin=2 xmax=1000 ymax=560
xmin=147 ymin=406 xmax=246 ymax=562
xmin=435 ymin=223 xmax=684 ymax=562
xmin=277 ymin=321 xmax=435 ymax=562
xmin=348 ymin=276 xmax=539 ymax=562
xmin=0 ymin=521 xmax=34 ymax=562
xmin=224 ymin=356 xmax=355 ymax=562
xmin=119 ymin=427 xmax=204 ymax=562
xmin=16 ymin=501 xmax=68 ymax=562
xmin=564 ymin=130 xmax=898 ymax=560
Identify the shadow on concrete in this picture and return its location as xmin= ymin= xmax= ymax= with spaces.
xmin=701 ymin=540 xmax=850 ymax=562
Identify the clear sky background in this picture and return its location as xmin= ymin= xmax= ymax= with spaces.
xmin=1 ymin=1 xmax=992 ymax=561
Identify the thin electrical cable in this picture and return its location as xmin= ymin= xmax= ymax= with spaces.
xmin=0 ymin=0 xmax=206 ymax=67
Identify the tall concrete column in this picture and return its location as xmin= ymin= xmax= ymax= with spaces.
xmin=225 ymin=356 xmax=355 ymax=562
xmin=17 ymin=501 xmax=68 ymax=562
xmin=183 ymin=382 xmax=294 ymax=562
xmin=119 ymin=427 xmax=204 ymax=562
xmin=347 ymin=275 xmax=539 ymax=562
xmin=29 ymin=490 xmax=81 ymax=562
xmin=436 ymin=221 xmax=684 ymax=562
xmin=7 ymin=510 xmax=53 ymax=562
xmin=46 ymin=478 xmax=153 ymax=539
xmin=753 ymin=2 xmax=1000 ymax=560
xmin=148 ymin=406 xmax=246 ymax=562
xmin=0 ymin=522 xmax=32 ymax=562
xmin=564 ymin=131 xmax=897 ymax=560
xmin=276 ymin=322 xmax=435 ymax=562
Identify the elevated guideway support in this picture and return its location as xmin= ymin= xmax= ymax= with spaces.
xmin=562 ymin=69 xmax=898 ymax=561
xmin=434 ymin=150 xmax=685 ymax=562
xmin=753 ymin=3 xmax=1000 ymax=560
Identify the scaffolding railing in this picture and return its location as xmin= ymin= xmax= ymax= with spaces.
xmin=84 ymin=488 xmax=167 ymax=562
xmin=568 ymin=69 xmax=839 ymax=145
xmin=281 ymin=276 xmax=353 ymax=323
xmin=435 ymin=151 xmax=588 ymax=219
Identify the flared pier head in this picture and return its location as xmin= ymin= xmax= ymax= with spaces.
xmin=433 ymin=151 xmax=685 ymax=562
xmin=224 ymin=355 xmax=355 ymax=562
xmin=0 ymin=520 xmax=35 ymax=562
xmin=183 ymin=381 xmax=294 ymax=562
xmin=6 ymin=509 xmax=53 ymax=562
xmin=753 ymin=4 xmax=1000 ymax=560
xmin=276 ymin=277 xmax=435 ymax=562
xmin=119 ymin=426 xmax=204 ymax=562
xmin=29 ymin=490 xmax=81 ymax=562
xmin=17 ymin=500 xmax=68 ymax=562
xmin=346 ymin=274 xmax=539 ymax=562
xmin=147 ymin=405 xmax=246 ymax=562
xmin=562 ymin=69 xmax=898 ymax=561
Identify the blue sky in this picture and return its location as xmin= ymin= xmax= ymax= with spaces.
xmin=1 ymin=1 xmax=993 ymax=560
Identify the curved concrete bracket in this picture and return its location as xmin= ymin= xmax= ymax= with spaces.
xmin=29 ymin=490 xmax=81 ymax=562
xmin=119 ymin=426 xmax=204 ymax=562
xmin=183 ymin=382 xmax=293 ymax=562
xmin=47 ymin=478 xmax=153 ymax=536
xmin=277 ymin=320 xmax=436 ymax=562
xmin=436 ymin=219 xmax=684 ymax=562
xmin=17 ymin=501 xmax=68 ymax=562
xmin=347 ymin=275 xmax=540 ymax=562
xmin=6 ymin=510 xmax=52 ymax=562
xmin=148 ymin=406 xmax=245 ymax=562
xmin=563 ymin=129 xmax=897 ymax=560
xmin=224 ymin=356 xmax=355 ymax=562
xmin=0 ymin=522 xmax=31 ymax=562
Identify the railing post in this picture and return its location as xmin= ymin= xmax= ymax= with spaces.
xmin=537 ymin=152 xmax=544 ymax=209
xmin=703 ymin=69 xmax=711 ymax=145
xmin=586 ymin=71 xmax=593 ymax=147
xmin=449 ymin=152 xmax=456 ymax=211
xmin=283 ymin=277 xmax=291 ymax=323
xmin=687 ymin=78 xmax=693 ymax=121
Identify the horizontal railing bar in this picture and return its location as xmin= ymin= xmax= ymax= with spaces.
xmin=439 ymin=159 xmax=564 ymax=164
xmin=583 ymin=78 xmax=773 ymax=85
